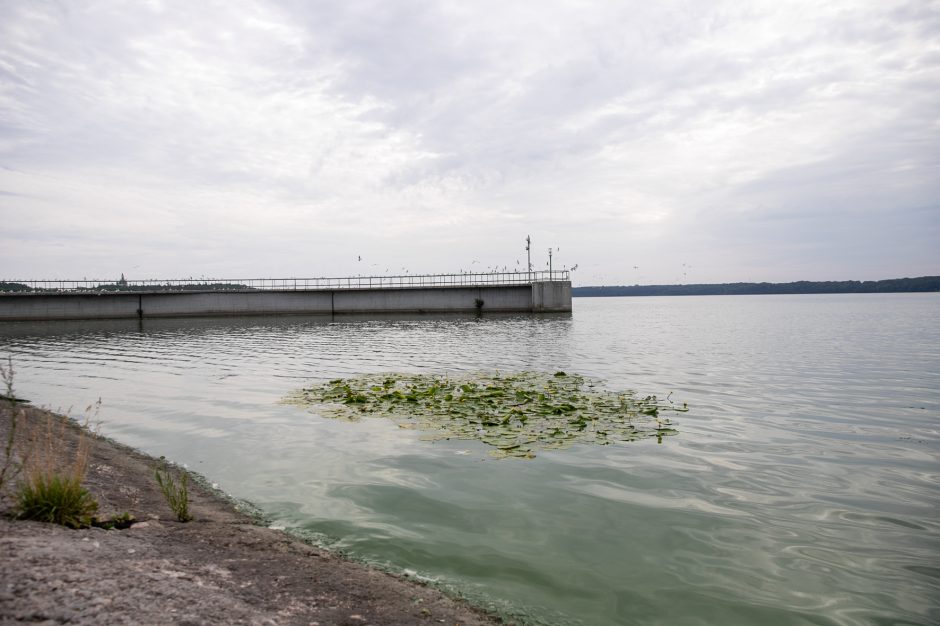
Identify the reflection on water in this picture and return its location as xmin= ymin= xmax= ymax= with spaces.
xmin=1 ymin=295 xmax=939 ymax=626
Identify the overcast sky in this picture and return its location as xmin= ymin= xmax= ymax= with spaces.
xmin=1 ymin=0 xmax=937 ymax=286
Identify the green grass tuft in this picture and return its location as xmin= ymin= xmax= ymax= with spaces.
xmin=10 ymin=397 xmax=100 ymax=529
xmin=155 ymin=460 xmax=193 ymax=522
xmin=15 ymin=473 xmax=98 ymax=528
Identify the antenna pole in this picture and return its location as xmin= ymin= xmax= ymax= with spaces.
xmin=525 ymin=235 xmax=532 ymax=280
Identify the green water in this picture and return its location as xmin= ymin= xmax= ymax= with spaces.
xmin=2 ymin=294 xmax=938 ymax=625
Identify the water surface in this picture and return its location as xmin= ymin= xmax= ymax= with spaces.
xmin=2 ymin=294 xmax=938 ymax=625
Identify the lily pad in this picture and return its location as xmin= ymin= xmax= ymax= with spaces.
xmin=284 ymin=371 xmax=687 ymax=458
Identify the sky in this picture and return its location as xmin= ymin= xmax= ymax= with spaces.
xmin=1 ymin=0 xmax=938 ymax=286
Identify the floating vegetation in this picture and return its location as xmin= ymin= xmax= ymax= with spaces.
xmin=285 ymin=371 xmax=687 ymax=458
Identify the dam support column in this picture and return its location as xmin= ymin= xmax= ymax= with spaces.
xmin=531 ymin=281 xmax=572 ymax=312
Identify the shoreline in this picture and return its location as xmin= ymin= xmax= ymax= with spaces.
xmin=0 ymin=403 xmax=503 ymax=625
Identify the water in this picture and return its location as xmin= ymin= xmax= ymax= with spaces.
xmin=1 ymin=294 xmax=938 ymax=625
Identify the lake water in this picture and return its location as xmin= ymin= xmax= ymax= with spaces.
xmin=1 ymin=294 xmax=938 ymax=625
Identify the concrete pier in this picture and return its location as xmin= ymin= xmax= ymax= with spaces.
xmin=0 ymin=277 xmax=571 ymax=321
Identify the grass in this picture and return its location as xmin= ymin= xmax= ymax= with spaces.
xmin=0 ymin=356 xmax=23 ymax=494
xmin=14 ymin=408 xmax=99 ymax=528
xmin=15 ymin=472 xmax=98 ymax=528
xmin=3 ymin=358 xmax=182 ymax=529
xmin=92 ymin=511 xmax=136 ymax=530
xmin=2 ymin=358 xmax=103 ymax=528
xmin=155 ymin=459 xmax=193 ymax=522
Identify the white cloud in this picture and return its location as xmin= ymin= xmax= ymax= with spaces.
xmin=0 ymin=0 xmax=937 ymax=283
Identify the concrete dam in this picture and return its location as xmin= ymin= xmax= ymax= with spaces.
xmin=0 ymin=272 xmax=571 ymax=321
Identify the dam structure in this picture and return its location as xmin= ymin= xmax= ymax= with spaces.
xmin=0 ymin=271 xmax=571 ymax=321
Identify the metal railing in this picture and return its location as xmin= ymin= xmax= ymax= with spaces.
xmin=0 ymin=270 xmax=569 ymax=294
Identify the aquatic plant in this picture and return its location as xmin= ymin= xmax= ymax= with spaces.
xmin=155 ymin=459 xmax=193 ymax=522
xmin=287 ymin=371 xmax=687 ymax=458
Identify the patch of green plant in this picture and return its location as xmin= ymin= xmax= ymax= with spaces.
xmin=155 ymin=459 xmax=193 ymax=522
xmin=10 ymin=396 xmax=99 ymax=528
xmin=1 ymin=356 xmax=23 ymax=495
xmin=15 ymin=474 xmax=98 ymax=528
xmin=92 ymin=511 xmax=136 ymax=530
xmin=286 ymin=371 xmax=687 ymax=458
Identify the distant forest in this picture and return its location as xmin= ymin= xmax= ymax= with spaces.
xmin=0 ymin=282 xmax=251 ymax=293
xmin=573 ymin=276 xmax=940 ymax=297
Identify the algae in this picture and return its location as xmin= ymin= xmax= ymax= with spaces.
xmin=286 ymin=371 xmax=687 ymax=458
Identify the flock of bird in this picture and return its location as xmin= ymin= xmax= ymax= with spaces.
xmin=353 ymin=254 xmax=577 ymax=277
xmin=350 ymin=253 xmax=694 ymax=284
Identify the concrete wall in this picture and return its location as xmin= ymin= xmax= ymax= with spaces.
xmin=333 ymin=286 xmax=531 ymax=314
xmin=0 ymin=293 xmax=141 ymax=321
xmin=531 ymin=281 xmax=572 ymax=312
xmin=143 ymin=291 xmax=333 ymax=317
xmin=0 ymin=282 xmax=572 ymax=321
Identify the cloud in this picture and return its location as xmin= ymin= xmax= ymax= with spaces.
xmin=0 ymin=0 xmax=937 ymax=283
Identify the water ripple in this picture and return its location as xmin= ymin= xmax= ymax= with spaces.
xmin=1 ymin=295 xmax=938 ymax=625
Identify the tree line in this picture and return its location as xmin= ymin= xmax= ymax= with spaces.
xmin=572 ymin=276 xmax=940 ymax=297
xmin=0 ymin=282 xmax=252 ymax=293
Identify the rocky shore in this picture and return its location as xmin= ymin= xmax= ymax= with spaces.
xmin=0 ymin=404 xmax=502 ymax=625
